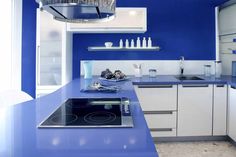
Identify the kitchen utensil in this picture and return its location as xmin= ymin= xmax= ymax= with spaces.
xmin=133 ymin=64 xmax=142 ymax=77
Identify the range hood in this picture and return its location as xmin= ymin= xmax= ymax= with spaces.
xmin=36 ymin=0 xmax=116 ymax=23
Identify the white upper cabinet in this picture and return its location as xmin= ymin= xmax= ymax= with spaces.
xmin=67 ymin=8 xmax=147 ymax=33
xmin=219 ymin=4 xmax=236 ymax=35
xmin=36 ymin=9 xmax=72 ymax=97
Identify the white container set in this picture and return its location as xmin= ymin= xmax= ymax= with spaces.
xmin=119 ymin=37 xmax=153 ymax=48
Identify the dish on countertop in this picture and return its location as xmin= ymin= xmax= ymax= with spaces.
xmin=99 ymin=77 xmax=130 ymax=82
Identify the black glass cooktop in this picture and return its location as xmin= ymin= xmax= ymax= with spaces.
xmin=38 ymin=98 xmax=133 ymax=128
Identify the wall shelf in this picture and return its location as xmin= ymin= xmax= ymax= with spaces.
xmin=88 ymin=46 xmax=161 ymax=51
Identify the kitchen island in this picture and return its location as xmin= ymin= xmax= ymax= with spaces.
xmin=0 ymin=78 xmax=158 ymax=157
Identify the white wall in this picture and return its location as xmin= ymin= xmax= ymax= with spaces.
xmin=80 ymin=60 xmax=215 ymax=76
xmin=0 ymin=0 xmax=13 ymax=92
xmin=0 ymin=0 xmax=22 ymax=92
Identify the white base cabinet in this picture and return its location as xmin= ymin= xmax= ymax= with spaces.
xmin=213 ymin=84 xmax=227 ymax=136
xmin=134 ymin=85 xmax=177 ymax=137
xmin=228 ymin=86 xmax=236 ymax=141
xmin=178 ymin=84 xmax=213 ymax=136
xmin=134 ymin=85 xmax=177 ymax=111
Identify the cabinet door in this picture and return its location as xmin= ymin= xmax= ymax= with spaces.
xmin=219 ymin=4 xmax=236 ymax=35
xmin=213 ymin=84 xmax=227 ymax=136
xmin=36 ymin=10 xmax=64 ymax=86
xmin=134 ymin=85 xmax=177 ymax=111
xmin=178 ymin=84 xmax=213 ymax=136
xmin=229 ymin=86 xmax=236 ymax=141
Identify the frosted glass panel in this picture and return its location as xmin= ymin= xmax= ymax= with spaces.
xmin=38 ymin=11 xmax=63 ymax=86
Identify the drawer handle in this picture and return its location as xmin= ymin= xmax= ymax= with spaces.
xmin=138 ymin=85 xmax=173 ymax=88
xmin=182 ymin=84 xmax=209 ymax=88
xmin=231 ymin=86 xmax=236 ymax=89
xmin=150 ymin=128 xmax=173 ymax=132
xmin=144 ymin=111 xmax=173 ymax=114
xmin=216 ymin=84 xmax=225 ymax=87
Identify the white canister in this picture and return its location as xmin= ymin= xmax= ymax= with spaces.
xmin=134 ymin=68 xmax=142 ymax=77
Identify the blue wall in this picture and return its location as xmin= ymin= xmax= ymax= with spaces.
xmin=22 ymin=0 xmax=37 ymax=97
xmin=73 ymin=0 xmax=229 ymax=79
xmin=22 ymin=0 xmax=228 ymax=97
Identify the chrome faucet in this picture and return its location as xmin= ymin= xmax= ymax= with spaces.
xmin=180 ymin=56 xmax=184 ymax=76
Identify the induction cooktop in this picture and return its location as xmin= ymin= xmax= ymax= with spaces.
xmin=38 ymin=98 xmax=133 ymax=128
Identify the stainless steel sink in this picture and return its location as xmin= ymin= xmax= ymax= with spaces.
xmin=175 ymin=76 xmax=204 ymax=81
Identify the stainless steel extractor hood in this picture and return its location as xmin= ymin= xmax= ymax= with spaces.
xmin=36 ymin=0 xmax=116 ymax=23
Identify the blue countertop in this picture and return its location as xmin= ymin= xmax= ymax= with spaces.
xmin=2 ymin=75 xmax=236 ymax=157
xmin=132 ymin=75 xmax=236 ymax=87
xmin=0 ymin=78 xmax=158 ymax=157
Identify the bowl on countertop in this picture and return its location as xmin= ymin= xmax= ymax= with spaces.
xmin=105 ymin=42 xmax=113 ymax=48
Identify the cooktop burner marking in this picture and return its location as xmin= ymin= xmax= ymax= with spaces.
xmin=84 ymin=111 xmax=117 ymax=125
xmin=50 ymin=114 xmax=78 ymax=124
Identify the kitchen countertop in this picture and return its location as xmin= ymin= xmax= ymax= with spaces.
xmin=132 ymin=75 xmax=236 ymax=87
xmin=0 ymin=78 xmax=158 ymax=157
xmin=2 ymin=75 xmax=236 ymax=157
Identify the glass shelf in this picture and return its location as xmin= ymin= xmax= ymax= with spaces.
xmin=88 ymin=46 xmax=160 ymax=51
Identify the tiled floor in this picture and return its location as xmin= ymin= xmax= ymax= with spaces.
xmin=156 ymin=141 xmax=236 ymax=157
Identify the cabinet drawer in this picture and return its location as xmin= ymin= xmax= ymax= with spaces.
xmin=134 ymin=85 xmax=177 ymax=111
xmin=144 ymin=111 xmax=177 ymax=129
xmin=150 ymin=128 xmax=176 ymax=137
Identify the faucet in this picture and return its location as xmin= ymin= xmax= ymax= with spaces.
xmin=179 ymin=56 xmax=184 ymax=76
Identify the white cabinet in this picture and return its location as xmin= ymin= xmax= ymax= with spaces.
xmin=178 ymin=84 xmax=213 ymax=136
xmin=219 ymin=4 xmax=236 ymax=35
xmin=213 ymin=84 xmax=227 ymax=136
xmin=134 ymin=85 xmax=177 ymax=111
xmin=228 ymin=85 xmax=236 ymax=141
xmin=134 ymin=85 xmax=177 ymax=137
xmin=36 ymin=9 xmax=72 ymax=97
xmin=67 ymin=8 xmax=147 ymax=33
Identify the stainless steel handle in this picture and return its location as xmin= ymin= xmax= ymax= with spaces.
xmin=182 ymin=84 xmax=209 ymax=88
xmin=37 ymin=45 xmax=40 ymax=85
xmin=150 ymin=128 xmax=173 ymax=132
xmin=138 ymin=85 xmax=173 ymax=88
xmin=231 ymin=86 xmax=236 ymax=89
xmin=216 ymin=84 xmax=225 ymax=87
xmin=144 ymin=111 xmax=173 ymax=114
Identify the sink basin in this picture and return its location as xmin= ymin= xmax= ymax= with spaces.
xmin=175 ymin=76 xmax=204 ymax=81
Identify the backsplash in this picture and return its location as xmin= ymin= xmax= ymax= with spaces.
xmin=80 ymin=60 xmax=215 ymax=76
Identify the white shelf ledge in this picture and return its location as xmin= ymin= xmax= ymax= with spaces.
xmin=88 ymin=46 xmax=161 ymax=51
